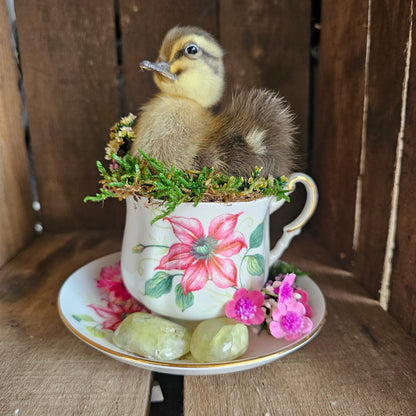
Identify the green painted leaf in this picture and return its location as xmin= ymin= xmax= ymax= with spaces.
xmin=72 ymin=314 xmax=94 ymax=322
xmin=247 ymin=254 xmax=265 ymax=276
xmin=175 ymin=284 xmax=194 ymax=311
xmin=249 ymin=222 xmax=264 ymax=249
xmin=145 ymin=272 xmax=174 ymax=298
xmin=86 ymin=326 xmax=105 ymax=338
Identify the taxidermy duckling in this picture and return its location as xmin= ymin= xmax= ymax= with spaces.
xmin=130 ymin=26 xmax=296 ymax=177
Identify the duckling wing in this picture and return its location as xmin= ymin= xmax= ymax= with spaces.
xmin=196 ymin=89 xmax=297 ymax=177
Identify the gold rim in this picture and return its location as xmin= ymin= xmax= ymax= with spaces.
xmin=57 ymin=302 xmax=326 ymax=370
xmin=286 ymin=175 xmax=317 ymax=233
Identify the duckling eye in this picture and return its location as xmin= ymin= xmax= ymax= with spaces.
xmin=185 ymin=43 xmax=199 ymax=57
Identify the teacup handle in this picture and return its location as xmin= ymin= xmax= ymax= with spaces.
xmin=269 ymin=172 xmax=318 ymax=265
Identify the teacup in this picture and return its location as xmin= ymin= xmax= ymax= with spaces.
xmin=121 ymin=172 xmax=318 ymax=320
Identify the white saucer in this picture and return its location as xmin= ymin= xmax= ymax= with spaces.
xmin=58 ymin=252 xmax=326 ymax=376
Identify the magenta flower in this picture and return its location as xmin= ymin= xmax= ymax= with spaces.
xmin=88 ymin=301 xmax=148 ymax=331
xmin=225 ymin=288 xmax=265 ymax=325
xmin=96 ymin=262 xmax=131 ymax=302
xmin=156 ymin=213 xmax=247 ymax=295
xmin=294 ymin=289 xmax=312 ymax=318
xmin=269 ymin=299 xmax=313 ymax=341
xmin=275 ymin=273 xmax=296 ymax=301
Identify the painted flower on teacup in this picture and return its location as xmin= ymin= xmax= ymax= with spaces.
xmin=132 ymin=212 xmax=266 ymax=313
xmin=156 ymin=213 xmax=246 ymax=295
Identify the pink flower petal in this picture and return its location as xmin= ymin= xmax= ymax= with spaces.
xmin=207 ymin=256 xmax=237 ymax=288
xmin=156 ymin=243 xmax=195 ymax=270
xmin=215 ymin=232 xmax=247 ymax=257
xmin=99 ymin=262 xmax=121 ymax=280
xmin=181 ymin=260 xmax=209 ymax=295
xmin=164 ymin=216 xmax=204 ymax=245
xmin=247 ymin=290 xmax=265 ymax=306
xmin=295 ymin=289 xmax=313 ymax=317
xmin=87 ymin=303 xmax=123 ymax=330
xmin=302 ymin=316 xmax=313 ymax=334
xmin=225 ymin=288 xmax=247 ymax=318
xmin=208 ymin=213 xmax=243 ymax=241
xmin=286 ymin=298 xmax=306 ymax=315
xmin=279 ymin=273 xmax=296 ymax=299
xmin=269 ymin=320 xmax=286 ymax=339
xmin=233 ymin=288 xmax=249 ymax=302
xmin=225 ymin=299 xmax=238 ymax=319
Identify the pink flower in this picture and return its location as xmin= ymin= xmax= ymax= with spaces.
xmin=156 ymin=213 xmax=247 ymax=295
xmin=225 ymin=288 xmax=265 ymax=325
xmin=269 ymin=299 xmax=313 ymax=341
xmin=97 ymin=262 xmax=131 ymax=302
xmin=294 ymin=289 xmax=312 ymax=318
xmin=275 ymin=273 xmax=296 ymax=301
xmin=88 ymin=301 xmax=148 ymax=331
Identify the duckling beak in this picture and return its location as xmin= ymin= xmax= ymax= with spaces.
xmin=139 ymin=60 xmax=177 ymax=81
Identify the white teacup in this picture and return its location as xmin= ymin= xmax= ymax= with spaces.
xmin=121 ymin=172 xmax=318 ymax=320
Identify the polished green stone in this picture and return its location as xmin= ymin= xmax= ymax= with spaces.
xmin=190 ymin=317 xmax=249 ymax=363
xmin=113 ymin=312 xmax=191 ymax=360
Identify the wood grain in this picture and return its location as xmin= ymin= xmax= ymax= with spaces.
xmin=119 ymin=0 xmax=218 ymax=114
xmin=184 ymin=233 xmax=416 ymax=415
xmin=219 ymin=0 xmax=311 ymax=237
xmin=311 ymin=1 xmax=367 ymax=268
xmin=14 ymin=0 xmax=124 ymax=232
xmin=389 ymin=1 xmax=416 ymax=337
xmin=0 ymin=230 xmax=153 ymax=416
xmin=219 ymin=0 xmax=311 ymax=156
xmin=355 ymin=0 xmax=412 ymax=298
xmin=0 ymin=1 xmax=34 ymax=266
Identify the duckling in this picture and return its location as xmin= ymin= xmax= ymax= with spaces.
xmin=130 ymin=26 xmax=296 ymax=177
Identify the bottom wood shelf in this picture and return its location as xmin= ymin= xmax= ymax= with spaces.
xmin=1 ymin=231 xmax=415 ymax=415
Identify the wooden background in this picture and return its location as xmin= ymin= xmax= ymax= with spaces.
xmin=1 ymin=0 xmax=415 ymax=337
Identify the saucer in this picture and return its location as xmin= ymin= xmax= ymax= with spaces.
xmin=58 ymin=252 xmax=326 ymax=376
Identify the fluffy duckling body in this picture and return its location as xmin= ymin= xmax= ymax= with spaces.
xmin=131 ymin=26 xmax=296 ymax=177
xmin=133 ymin=93 xmax=215 ymax=171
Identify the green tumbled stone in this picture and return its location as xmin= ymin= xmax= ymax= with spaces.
xmin=113 ymin=312 xmax=191 ymax=361
xmin=190 ymin=317 xmax=249 ymax=363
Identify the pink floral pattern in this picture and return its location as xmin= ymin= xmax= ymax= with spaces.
xmin=96 ymin=262 xmax=131 ymax=302
xmin=88 ymin=301 xmax=144 ymax=331
xmin=156 ymin=214 xmax=247 ymax=295
xmin=87 ymin=262 xmax=149 ymax=330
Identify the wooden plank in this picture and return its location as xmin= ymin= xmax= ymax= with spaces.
xmin=0 ymin=1 xmax=34 ymax=266
xmin=184 ymin=233 xmax=416 ymax=415
xmin=311 ymin=1 xmax=367 ymax=268
xmin=14 ymin=1 xmax=124 ymax=232
xmin=219 ymin=0 xmax=311 ymax=155
xmin=0 ymin=230 xmax=153 ymax=416
xmin=119 ymin=0 xmax=218 ymax=114
xmin=354 ymin=0 xmax=412 ymax=298
xmin=219 ymin=1 xmax=311 ymax=237
xmin=389 ymin=1 xmax=416 ymax=337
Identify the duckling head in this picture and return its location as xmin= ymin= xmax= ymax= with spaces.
xmin=140 ymin=26 xmax=225 ymax=108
